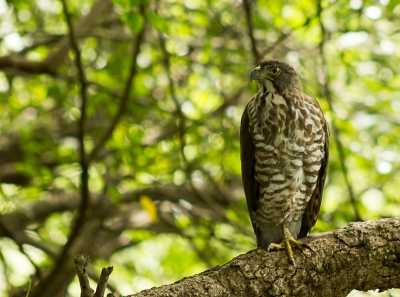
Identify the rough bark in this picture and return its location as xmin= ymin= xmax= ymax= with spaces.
xmin=127 ymin=218 xmax=400 ymax=297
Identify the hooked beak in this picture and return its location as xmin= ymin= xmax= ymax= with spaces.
xmin=250 ymin=66 xmax=261 ymax=82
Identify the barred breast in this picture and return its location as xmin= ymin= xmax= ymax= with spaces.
xmin=247 ymin=87 xmax=326 ymax=228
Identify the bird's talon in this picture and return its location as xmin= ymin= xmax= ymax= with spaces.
xmin=265 ymin=237 xmax=316 ymax=265
xmin=302 ymin=243 xmax=315 ymax=253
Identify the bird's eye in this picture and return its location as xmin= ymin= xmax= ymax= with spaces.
xmin=270 ymin=67 xmax=280 ymax=76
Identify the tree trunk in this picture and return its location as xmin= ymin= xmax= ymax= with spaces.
xmin=126 ymin=218 xmax=400 ymax=297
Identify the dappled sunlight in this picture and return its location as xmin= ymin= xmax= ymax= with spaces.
xmin=0 ymin=0 xmax=399 ymax=296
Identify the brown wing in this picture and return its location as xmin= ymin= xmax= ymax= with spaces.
xmin=298 ymin=117 xmax=329 ymax=239
xmin=240 ymin=104 xmax=260 ymax=238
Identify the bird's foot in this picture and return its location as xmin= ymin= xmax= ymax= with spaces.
xmin=268 ymin=237 xmax=315 ymax=268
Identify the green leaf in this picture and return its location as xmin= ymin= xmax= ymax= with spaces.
xmin=146 ymin=11 xmax=170 ymax=34
xmin=388 ymin=0 xmax=400 ymax=11
xmin=122 ymin=11 xmax=144 ymax=34
xmin=111 ymin=0 xmax=142 ymax=9
xmin=129 ymin=0 xmax=142 ymax=7
xmin=110 ymin=0 xmax=129 ymax=9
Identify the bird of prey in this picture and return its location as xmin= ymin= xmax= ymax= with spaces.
xmin=240 ymin=60 xmax=329 ymax=266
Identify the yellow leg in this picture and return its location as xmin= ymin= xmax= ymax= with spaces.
xmin=268 ymin=236 xmax=315 ymax=268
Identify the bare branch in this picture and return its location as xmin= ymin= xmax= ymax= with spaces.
xmin=94 ymin=266 xmax=114 ymax=297
xmin=75 ymin=256 xmax=94 ymax=297
xmin=74 ymin=256 xmax=115 ymax=297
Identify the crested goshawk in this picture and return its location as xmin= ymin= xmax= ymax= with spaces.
xmin=240 ymin=60 xmax=329 ymax=266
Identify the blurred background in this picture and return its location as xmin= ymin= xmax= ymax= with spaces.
xmin=0 ymin=0 xmax=399 ymax=296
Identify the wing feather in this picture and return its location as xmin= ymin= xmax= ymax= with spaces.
xmin=298 ymin=117 xmax=329 ymax=238
xmin=240 ymin=104 xmax=260 ymax=240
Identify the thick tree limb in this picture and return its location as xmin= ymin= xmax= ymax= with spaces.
xmin=127 ymin=218 xmax=400 ymax=297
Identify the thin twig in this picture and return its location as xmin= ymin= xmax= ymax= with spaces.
xmin=31 ymin=1 xmax=91 ymax=295
xmin=242 ymin=0 xmax=260 ymax=64
xmin=89 ymin=5 xmax=146 ymax=161
xmin=316 ymin=0 xmax=362 ymax=221
xmin=157 ymin=30 xmax=229 ymax=222
xmin=44 ymin=0 xmax=113 ymax=73
xmin=61 ymin=0 xmax=90 ymax=259
xmin=260 ymin=16 xmax=313 ymax=58
xmin=0 ymin=220 xmax=42 ymax=280
xmin=157 ymin=31 xmax=189 ymax=170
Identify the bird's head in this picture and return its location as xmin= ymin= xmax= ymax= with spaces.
xmin=250 ymin=60 xmax=303 ymax=94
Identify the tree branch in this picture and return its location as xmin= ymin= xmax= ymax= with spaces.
xmin=0 ymin=0 xmax=112 ymax=74
xmin=89 ymin=5 xmax=147 ymax=161
xmin=59 ymin=0 xmax=90 ymax=259
xmin=154 ymin=11 xmax=230 ymax=225
xmin=75 ymin=256 xmax=94 ymax=297
xmin=30 ymin=0 xmax=91 ymax=295
xmin=44 ymin=0 xmax=113 ymax=73
xmin=242 ymin=0 xmax=260 ymax=64
xmin=157 ymin=30 xmax=189 ymax=172
xmin=124 ymin=218 xmax=400 ymax=297
xmin=74 ymin=256 xmax=114 ymax=297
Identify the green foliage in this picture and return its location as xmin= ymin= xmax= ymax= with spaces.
xmin=0 ymin=0 xmax=400 ymax=296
